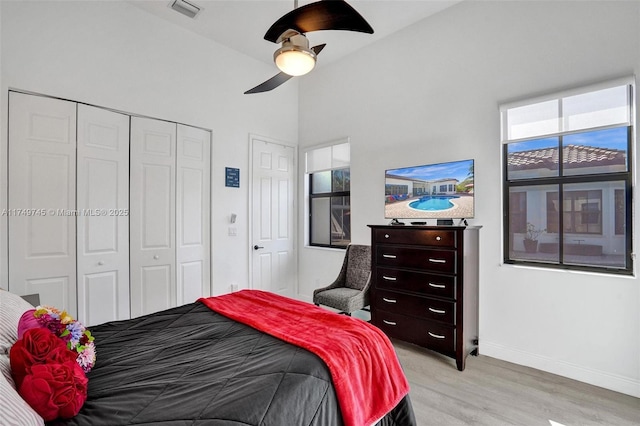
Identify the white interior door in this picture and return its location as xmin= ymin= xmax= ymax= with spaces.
xmin=250 ymin=136 xmax=296 ymax=297
xmin=130 ymin=117 xmax=176 ymax=317
xmin=76 ymin=104 xmax=130 ymax=326
xmin=176 ymin=124 xmax=211 ymax=304
xmin=8 ymin=92 xmax=77 ymax=315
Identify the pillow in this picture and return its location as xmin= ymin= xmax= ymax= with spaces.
xmin=18 ymin=309 xmax=40 ymax=339
xmin=0 ymin=290 xmax=36 ymax=354
xmin=23 ymin=306 xmax=96 ymax=374
xmin=0 ymin=349 xmax=14 ymax=385
xmin=19 ymin=359 xmax=88 ymax=421
xmin=10 ymin=328 xmax=77 ymax=389
xmin=0 ymin=354 xmax=45 ymax=426
xmin=10 ymin=328 xmax=88 ymax=421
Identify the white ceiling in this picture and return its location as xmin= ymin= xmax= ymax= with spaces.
xmin=128 ymin=0 xmax=462 ymax=69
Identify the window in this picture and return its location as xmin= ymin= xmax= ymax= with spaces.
xmin=502 ymin=80 xmax=633 ymax=274
xmin=386 ymin=184 xmax=408 ymax=196
xmin=306 ymin=140 xmax=351 ymax=248
xmin=546 ymin=190 xmax=603 ymax=234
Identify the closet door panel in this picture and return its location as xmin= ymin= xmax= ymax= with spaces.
xmin=142 ymin=164 xmax=173 ymax=247
xmin=81 ymin=272 xmax=119 ymax=326
xmin=130 ymin=117 xmax=177 ymax=318
xmin=176 ymin=124 xmax=211 ymax=304
xmin=8 ymin=92 xmax=77 ymax=316
xmin=77 ymin=104 xmax=130 ymax=326
xmin=141 ymin=265 xmax=173 ymax=314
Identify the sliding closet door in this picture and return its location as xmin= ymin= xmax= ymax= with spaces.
xmin=176 ymin=124 xmax=211 ymax=303
xmin=76 ymin=105 xmax=130 ymax=326
xmin=8 ymin=92 xmax=77 ymax=315
xmin=130 ymin=117 xmax=177 ymax=317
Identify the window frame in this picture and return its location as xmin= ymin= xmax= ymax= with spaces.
xmin=501 ymin=80 xmax=634 ymax=275
xmin=308 ymin=169 xmax=350 ymax=249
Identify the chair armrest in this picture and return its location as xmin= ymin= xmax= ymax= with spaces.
xmin=359 ymin=272 xmax=372 ymax=303
xmin=361 ymin=272 xmax=372 ymax=293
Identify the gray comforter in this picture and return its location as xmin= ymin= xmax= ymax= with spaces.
xmin=51 ymin=302 xmax=415 ymax=425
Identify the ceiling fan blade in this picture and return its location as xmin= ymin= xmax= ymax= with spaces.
xmin=311 ymin=43 xmax=326 ymax=55
xmin=264 ymin=0 xmax=374 ymax=43
xmin=245 ymin=72 xmax=294 ymax=94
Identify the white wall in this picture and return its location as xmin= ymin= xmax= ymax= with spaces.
xmin=0 ymin=1 xmax=299 ymax=296
xmin=298 ymin=1 xmax=640 ymax=397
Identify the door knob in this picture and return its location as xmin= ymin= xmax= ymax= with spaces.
xmin=254 ymin=245 xmax=264 ymax=250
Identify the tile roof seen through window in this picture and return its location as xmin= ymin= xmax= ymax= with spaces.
xmin=507 ymin=144 xmax=626 ymax=171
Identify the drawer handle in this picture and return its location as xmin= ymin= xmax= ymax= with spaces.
xmin=382 ymin=297 xmax=397 ymax=303
xmin=382 ymin=275 xmax=397 ymax=281
xmin=428 ymin=258 xmax=446 ymax=264
xmin=428 ymin=282 xmax=446 ymax=289
xmin=428 ymin=331 xmax=446 ymax=339
xmin=428 ymin=307 xmax=446 ymax=314
xmin=384 ymin=234 xmax=390 ymax=238
xmin=383 ymin=254 xmax=397 ymax=259
xmin=436 ymin=236 xmax=442 ymax=241
xmin=383 ymin=320 xmax=397 ymax=326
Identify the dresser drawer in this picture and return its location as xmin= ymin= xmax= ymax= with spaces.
xmin=374 ymin=289 xmax=455 ymax=324
xmin=376 ymin=245 xmax=456 ymax=273
xmin=374 ymin=228 xmax=456 ymax=248
xmin=374 ymin=310 xmax=455 ymax=355
xmin=376 ymin=267 xmax=456 ymax=299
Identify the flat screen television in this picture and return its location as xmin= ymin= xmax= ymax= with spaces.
xmin=385 ymin=159 xmax=474 ymax=220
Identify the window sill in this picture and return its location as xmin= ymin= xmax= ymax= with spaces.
xmin=304 ymin=245 xmax=347 ymax=251
xmin=501 ymin=260 xmax=634 ymax=278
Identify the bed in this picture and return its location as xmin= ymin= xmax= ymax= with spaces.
xmin=0 ymin=289 xmax=415 ymax=426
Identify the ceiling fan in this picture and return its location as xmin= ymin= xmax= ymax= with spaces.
xmin=244 ymin=0 xmax=374 ymax=94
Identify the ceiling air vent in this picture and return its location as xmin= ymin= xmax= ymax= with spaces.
xmin=170 ymin=0 xmax=201 ymax=19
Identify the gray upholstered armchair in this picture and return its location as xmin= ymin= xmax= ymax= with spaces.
xmin=313 ymin=244 xmax=371 ymax=315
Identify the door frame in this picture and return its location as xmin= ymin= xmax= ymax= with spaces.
xmin=248 ymin=133 xmax=298 ymax=297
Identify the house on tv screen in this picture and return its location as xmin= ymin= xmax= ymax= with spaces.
xmin=385 ymin=175 xmax=464 ymax=199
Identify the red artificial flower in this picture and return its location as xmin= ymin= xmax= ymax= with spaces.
xmin=19 ymin=361 xmax=88 ymax=421
xmin=10 ymin=328 xmax=73 ymax=388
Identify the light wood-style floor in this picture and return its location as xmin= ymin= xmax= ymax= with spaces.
xmin=392 ymin=340 xmax=640 ymax=425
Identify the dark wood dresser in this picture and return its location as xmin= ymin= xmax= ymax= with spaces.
xmin=368 ymin=225 xmax=480 ymax=371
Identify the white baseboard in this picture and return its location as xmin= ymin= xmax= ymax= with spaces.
xmin=480 ymin=341 xmax=640 ymax=398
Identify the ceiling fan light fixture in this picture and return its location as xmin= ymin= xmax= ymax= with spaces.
xmin=273 ymin=33 xmax=316 ymax=76
xmin=274 ymin=48 xmax=316 ymax=76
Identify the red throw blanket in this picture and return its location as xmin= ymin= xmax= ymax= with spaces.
xmin=199 ymin=290 xmax=409 ymax=426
